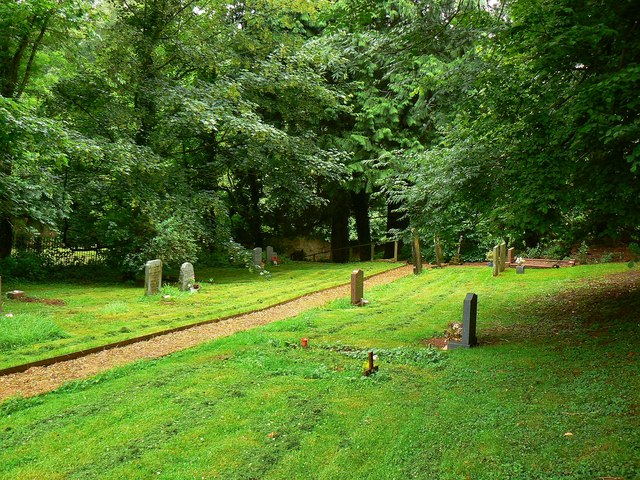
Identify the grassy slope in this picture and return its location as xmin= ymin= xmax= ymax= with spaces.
xmin=0 ymin=262 xmax=398 ymax=370
xmin=0 ymin=264 xmax=638 ymax=479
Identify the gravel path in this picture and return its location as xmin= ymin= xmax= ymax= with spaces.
xmin=0 ymin=265 xmax=413 ymax=401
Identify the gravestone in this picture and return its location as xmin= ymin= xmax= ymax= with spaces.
xmin=507 ymin=247 xmax=515 ymax=265
xmin=492 ymin=245 xmax=499 ymax=277
xmin=499 ymin=242 xmax=507 ymax=272
xmin=178 ymin=262 xmax=195 ymax=291
xmin=253 ymin=247 xmax=263 ymax=266
xmin=448 ymin=293 xmax=478 ymax=349
xmin=144 ymin=259 xmax=163 ymax=295
xmin=434 ymin=236 xmax=443 ymax=267
xmin=412 ymin=229 xmax=422 ymax=274
xmin=516 ymin=265 xmax=525 ymax=274
xmin=266 ymin=246 xmax=274 ymax=264
xmin=351 ymin=269 xmax=364 ymax=306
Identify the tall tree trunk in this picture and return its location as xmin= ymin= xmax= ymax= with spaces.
xmin=351 ymin=189 xmax=371 ymax=261
xmin=330 ymin=189 xmax=350 ymax=263
xmin=384 ymin=201 xmax=408 ymax=258
xmin=0 ymin=218 xmax=13 ymax=259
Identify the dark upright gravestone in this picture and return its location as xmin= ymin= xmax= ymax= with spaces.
xmin=145 ymin=259 xmax=163 ymax=295
xmin=507 ymin=247 xmax=515 ymax=265
xmin=266 ymin=246 xmax=274 ymax=264
xmin=516 ymin=265 xmax=525 ymax=274
xmin=448 ymin=293 xmax=478 ymax=349
xmin=351 ymin=269 xmax=364 ymax=306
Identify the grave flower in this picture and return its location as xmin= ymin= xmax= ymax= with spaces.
xmin=515 ymin=256 xmax=525 ymax=266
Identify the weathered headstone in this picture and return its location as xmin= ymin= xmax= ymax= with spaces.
xmin=492 ymin=245 xmax=499 ymax=277
xmin=144 ymin=259 xmax=163 ymax=295
xmin=351 ymin=269 xmax=364 ymax=306
xmin=499 ymin=242 xmax=507 ymax=272
xmin=434 ymin=236 xmax=443 ymax=267
xmin=412 ymin=228 xmax=422 ymax=274
xmin=448 ymin=293 xmax=478 ymax=349
xmin=178 ymin=262 xmax=195 ymax=291
xmin=516 ymin=265 xmax=525 ymax=274
xmin=266 ymin=246 xmax=274 ymax=264
xmin=253 ymin=247 xmax=263 ymax=266
xmin=393 ymin=240 xmax=399 ymax=262
xmin=507 ymin=247 xmax=515 ymax=265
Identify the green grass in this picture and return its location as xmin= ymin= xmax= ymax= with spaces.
xmin=0 ymin=314 xmax=68 ymax=351
xmin=0 ymin=261 xmax=399 ymax=370
xmin=0 ymin=264 xmax=638 ymax=479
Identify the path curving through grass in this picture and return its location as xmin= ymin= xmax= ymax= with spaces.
xmin=0 ymin=265 xmax=413 ymax=401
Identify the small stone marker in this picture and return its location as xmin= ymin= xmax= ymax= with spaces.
xmin=448 ymin=293 xmax=478 ymax=349
xmin=144 ymin=259 xmax=163 ymax=295
xmin=507 ymin=247 xmax=515 ymax=265
xmin=516 ymin=265 xmax=525 ymax=274
xmin=178 ymin=262 xmax=195 ymax=291
xmin=7 ymin=290 xmax=25 ymax=300
xmin=253 ymin=247 xmax=263 ymax=266
xmin=412 ymin=228 xmax=422 ymax=274
xmin=492 ymin=246 xmax=499 ymax=277
xmin=266 ymin=246 xmax=274 ymax=264
xmin=351 ymin=269 xmax=364 ymax=306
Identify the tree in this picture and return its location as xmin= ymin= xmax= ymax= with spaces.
xmin=0 ymin=0 xmax=88 ymax=258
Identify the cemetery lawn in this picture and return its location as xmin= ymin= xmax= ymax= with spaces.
xmin=1 ymin=264 xmax=638 ymax=479
xmin=0 ymin=262 xmax=399 ymax=370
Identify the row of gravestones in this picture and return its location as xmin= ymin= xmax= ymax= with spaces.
xmin=410 ymin=230 xmax=449 ymax=273
xmin=493 ymin=243 xmax=524 ymax=276
xmin=145 ymin=259 xmax=196 ymax=295
xmin=253 ymin=246 xmax=278 ymax=266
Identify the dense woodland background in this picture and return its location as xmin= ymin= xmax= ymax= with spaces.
xmin=1 ymin=0 xmax=638 ymax=273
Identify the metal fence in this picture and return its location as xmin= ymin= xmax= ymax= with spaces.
xmin=12 ymin=236 xmax=110 ymax=266
xmin=302 ymin=240 xmax=400 ymax=262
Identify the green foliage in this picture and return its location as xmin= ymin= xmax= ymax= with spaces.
xmin=0 ymin=252 xmax=48 ymax=280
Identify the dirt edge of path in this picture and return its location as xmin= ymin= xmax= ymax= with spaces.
xmin=0 ymin=265 xmax=413 ymax=402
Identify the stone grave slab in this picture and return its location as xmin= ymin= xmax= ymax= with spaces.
xmin=145 ymin=259 xmax=163 ymax=295
xmin=253 ymin=247 xmax=263 ymax=266
xmin=351 ymin=269 xmax=364 ymax=306
xmin=178 ymin=262 xmax=195 ymax=291
xmin=448 ymin=293 xmax=478 ymax=349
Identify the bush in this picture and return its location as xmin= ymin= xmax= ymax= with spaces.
xmin=0 ymin=252 xmax=48 ymax=280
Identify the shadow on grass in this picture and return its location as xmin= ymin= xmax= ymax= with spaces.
xmin=482 ymin=269 xmax=640 ymax=347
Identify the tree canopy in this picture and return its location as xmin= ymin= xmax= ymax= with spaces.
xmin=1 ymin=0 xmax=638 ymax=268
